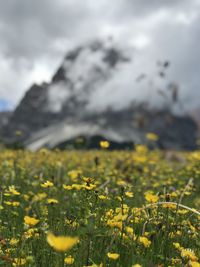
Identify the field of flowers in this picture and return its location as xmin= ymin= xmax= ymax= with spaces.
xmin=0 ymin=146 xmax=199 ymax=267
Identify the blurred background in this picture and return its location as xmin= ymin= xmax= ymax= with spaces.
xmin=0 ymin=0 xmax=199 ymax=150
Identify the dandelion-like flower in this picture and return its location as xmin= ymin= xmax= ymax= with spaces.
xmin=24 ymin=216 xmax=39 ymax=226
xmin=107 ymin=252 xmax=120 ymax=260
xmin=47 ymin=232 xmax=79 ymax=252
xmin=41 ymin=180 xmax=54 ymax=188
xmin=64 ymin=255 xmax=75 ymax=265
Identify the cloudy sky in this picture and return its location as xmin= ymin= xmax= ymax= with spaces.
xmin=0 ymin=0 xmax=200 ymax=111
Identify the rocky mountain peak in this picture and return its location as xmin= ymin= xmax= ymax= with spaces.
xmin=0 ymin=39 xmax=198 ymax=150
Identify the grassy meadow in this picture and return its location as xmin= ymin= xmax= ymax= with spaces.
xmin=0 ymin=145 xmax=199 ymax=266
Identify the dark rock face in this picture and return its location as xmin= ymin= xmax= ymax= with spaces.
xmin=156 ymin=116 xmax=197 ymax=150
xmin=1 ymin=83 xmax=59 ymax=143
xmin=103 ymin=48 xmax=130 ymax=67
xmin=0 ymin=40 xmax=198 ymax=150
xmin=86 ymin=107 xmax=198 ymax=150
xmin=0 ymin=112 xmax=11 ymax=130
xmin=52 ymin=66 xmax=66 ymax=82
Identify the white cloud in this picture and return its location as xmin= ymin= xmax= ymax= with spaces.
xmin=0 ymin=0 xmax=199 ymax=111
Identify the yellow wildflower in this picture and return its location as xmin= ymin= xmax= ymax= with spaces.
xmin=71 ymin=184 xmax=82 ymax=190
xmin=162 ymin=203 xmax=176 ymax=209
xmin=47 ymin=232 xmax=79 ymax=252
xmin=107 ymin=252 xmax=119 ymax=260
xmin=24 ymin=228 xmax=39 ymax=239
xmin=188 ymin=261 xmax=200 ymax=267
xmin=41 ymin=180 xmax=54 ymax=188
xmin=144 ymin=192 xmax=159 ymax=203
xmin=63 ymin=184 xmax=73 ymax=190
xmin=83 ymin=184 xmax=96 ymax=190
xmin=181 ymin=248 xmax=198 ymax=262
xmin=126 ymin=227 xmax=134 ymax=235
xmin=125 ymin=191 xmax=134 ymax=198
xmin=64 ymin=255 xmax=75 ymax=265
xmin=68 ymin=170 xmax=82 ymax=180
xmin=32 ymin=192 xmax=47 ymax=202
xmin=24 ymin=216 xmax=39 ymax=226
xmin=98 ymin=195 xmax=107 ymax=200
xmin=4 ymin=201 xmax=20 ymax=207
xmin=100 ymin=141 xmax=110 ymax=149
xmin=173 ymin=242 xmax=181 ymax=250
xmin=8 ymin=186 xmax=20 ymax=195
xmin=107 ymin=220 xmax=122 ymax=230
xmin=138 ymin=236 xmax=151 ymax=248
xmin=47 ymin=198 xmax=58 ymax=204
xmin=10 ymin=238 xmax=19 ymax=246
xmin=146 ymin=132 xmax=158 ymax=141
xmin=13 ymin=258 xmax=26 ymax=266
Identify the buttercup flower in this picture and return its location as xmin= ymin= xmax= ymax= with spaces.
xmin=24 ymin=216 xmax=39 ymax=226
xmin=47 ymin=232 xmax=79 ymax=252
xmin=107 ymin=253 xmax=120 ymax=260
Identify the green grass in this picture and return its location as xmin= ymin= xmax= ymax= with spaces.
xmin=0 ymin=147 xmax=199 ymax=267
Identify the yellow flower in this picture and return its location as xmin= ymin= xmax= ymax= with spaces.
xmin=177 ymin=210 xmax=189 ymax=215
xmin=125 ymin=191 xmax=134 ymax=198
xmin=65 ymin=219 xmax=79 ymax=228
xmin=68 ymin=170 xmax=82 ymax=180
xmin=98 ymin=195 xmax=107 ymax=200
xmin=63 ymin=184 xmax=73 ymax=190
xmin=162 ymin=203 xmax=176 ymax=209
xmin=82 ymin=177 xmax=94 ymax=183
xmin=132 ymin=264 xmax=142 ymax=267
xmin=173 ymin=242 xmax=181 ymax=250
xmin=125 ymin=227 xmax=134 ymax=235
xmin=47 ymin=198 xmax=58 ymax=204
xmin=107 ymin=220 xmax=122 ymax=230
xmin=138 ymin=236 xmax=151 ymax=248
xmin=100 ymin=141 xmax=110 ymax=149
xmin=24 ymin=228 xmax=39 ymax=239
xmin=24 ymin=216 xmax=39 ymax=226
xmin=41 ymin=180 xmax=54 ymax=188
xmin=23 ymin=194 xmax=30 ymax=201
xmin=146 ymin=132 xmax=158 ymax=141
xmin=32 ymin=192 xmax=47 ymax=202
xmin=71 ymin=184 xmax=82 ymax=190
xmin=13 ymin=258 xmax=26 ymax=266
xmin=4 ymin=201 xmax=20 ymax=207
xmin=8 ymin=185 xmax=20 ymax=195
xmin=64 ymin=255 xmax=75 ymax=265
xmin=188 ymin=261 xmax=200 ymax=267
xmin=10 ymin=238 xmax=19 ymax=246
xmin=181 ymin=248 xmax=198 ymax=262
xmin=47 ymin=232 xmax=79 ymax=252
xmin=135 ymin=144 xmax=148 ymax=153
xmin=144 ymin=192 xmax=159 ymax=203
xmin=107 ymin=253 xmax=119 ymax=260
xmin=83 ymin=184 xmax=96 ymax=190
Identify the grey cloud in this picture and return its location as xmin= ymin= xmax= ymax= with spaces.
xmin=0 ymin=0 xmax=92 ymax=60
xmin=118 ymin=0 xmax=195 ymax=16
xmin=0 ymin=0 xmax=199 ymax=109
